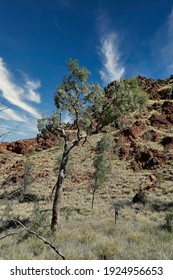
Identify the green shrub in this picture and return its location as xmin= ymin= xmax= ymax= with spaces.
xmin=165 ymin=213 xmax=173 ymax=232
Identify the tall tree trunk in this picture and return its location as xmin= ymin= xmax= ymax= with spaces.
xmin=51 ymin=131 xmax=87 ymax=232
xmin=51 ymin=147 xmax=69 ymax=231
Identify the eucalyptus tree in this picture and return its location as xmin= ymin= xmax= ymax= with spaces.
xmin=40 ymin=59 xmax=103 ymax=231
xmin=38 ymin=60 xmax=148 ymax=231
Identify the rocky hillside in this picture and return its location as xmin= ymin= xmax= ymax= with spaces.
xmin=104 ymin=75 xmax=173 ymax=168
xmin=0 ymin=76 xmax=173 ymax=260
xmin=1 ymin=75 xmax=173 ymax=170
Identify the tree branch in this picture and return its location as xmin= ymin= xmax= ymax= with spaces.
xmin=0 ymin=229 xmax=24 ymax=241
xmin=0 ymin=125 xmax=20 ymax=143
xmin=10 ymin=219 xmax=65 ymax=260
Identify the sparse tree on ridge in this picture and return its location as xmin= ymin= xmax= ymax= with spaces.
xmin=38 ymin=59 xmax=103 ymax=231
xmin=52 ymin=59 xmax=105 ymax=230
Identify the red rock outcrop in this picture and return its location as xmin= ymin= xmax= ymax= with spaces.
xmin=0 ymin=134 xmax=58 ymax=155
xmin=123 ymin=125 xmax=142 ymax=141
xmin=149 ymin=114 xmax=171 ymax=129
xmin=0 ymin=142 xmax=9 ymax=153
xmin=162 ymin=101 xmax=173 ymax=114
xmin=138 ymin=76 xmax=160 ymax=100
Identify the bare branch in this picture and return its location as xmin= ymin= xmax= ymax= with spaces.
xmin=82 ymin=135 xmax=88 ymax=146
xmin=0 ymin=125 xmax=20 ymax=143
xmin=10 ymin=219 xmax=65 ymax=260
xmin=0 ymin=229 xmax=24 ymax=241
xmin=57 ymin=127 xmax=67 ymax=139
xmin=71 ymin=103 xmax=80 ymax=138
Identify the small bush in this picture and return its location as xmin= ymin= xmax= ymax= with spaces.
xmin=165 ymin=213 xmax=173 ymax=232
xmin=93 ymin=237 xmax=118 ymax=259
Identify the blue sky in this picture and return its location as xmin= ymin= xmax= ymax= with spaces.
xmin=0 ymin=0 xmax=173 ymax=141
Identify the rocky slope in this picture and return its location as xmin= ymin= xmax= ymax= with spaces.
xmin=0 ymin=76 xmax=173 ymax=171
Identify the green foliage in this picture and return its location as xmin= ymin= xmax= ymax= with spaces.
xmin=37 ymin=111 xmax=61 ymax=136
xmin=93 ymin=135 xmax=113 ymax=187
xmin=93 ymin=153 xmax=110 ymax=186
xmin=30 ymin=203 xmax=51 ymax=237
xmin=54 ymin=59 xmax=90 ymax=115
xmin=165 ymin=213 xmax=173 ymax=232
xmin=94 ymin=77 xmax=148 ymax=131
xmin=93 ymin=134 xmax=113 ymax=186
xmin=91 ymin=134 xmax=113 ymax=208
xmin=96 ymin=133 xmax=114 ymax=153
xmin=114 ymin=78 xmax=148 ymax=116
xmin=38 ymin=60 xmax=148 ymax=135
xmin=54 ymin=58 xmax=103 ymax=132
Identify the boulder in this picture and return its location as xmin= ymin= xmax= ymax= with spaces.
xmin=161 ymin=136 xmax=173 ymax=149
xmin=0 ymin=142 xmax=9 ymax=153
xmin=142 ymin=130 xmax=160 ymax=142
xmin=149 ymin=114 xmax=171 ymax=129
xmin=138 ymin=76 xmax=160 ymax=100
xmin=116 ymin=135 xmax=130 ymax=158
xmin=132 ymin=191 xmax=146 ymax=204
xmin=123 ymin=125 xmax=141 ymax=140
xmin=162 ymin=101 xmax=173 ymax=114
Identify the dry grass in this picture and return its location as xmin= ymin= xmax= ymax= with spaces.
xmin=0 ymin=130 xmax=173 ymax=259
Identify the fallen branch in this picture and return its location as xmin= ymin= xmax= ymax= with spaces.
xmin=1 ymin=219 xmax=65 ymax=260
xmin=0 ymin=229 xmax=24 ymax=241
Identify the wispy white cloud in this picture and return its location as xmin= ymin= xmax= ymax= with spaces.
xmin=0 ymin=57 xmax=41 ymax=118
xmin=0 ymin=106 xmax=27 ymax=122
xmin=98 ymin=32 xmax=125 ymax=85
xmin=0 ymin=57 xmax=42 ymax=141
xmin=20 ymin=72 xmax=41 ymax=103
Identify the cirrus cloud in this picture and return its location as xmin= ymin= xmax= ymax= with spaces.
xmin=0 ymin=57 xmax=42 ymax=141
xmin=98 ymin=32 xmax=125 ymax=85
xmin=0 ymin=57 xmax=41 ymax=119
